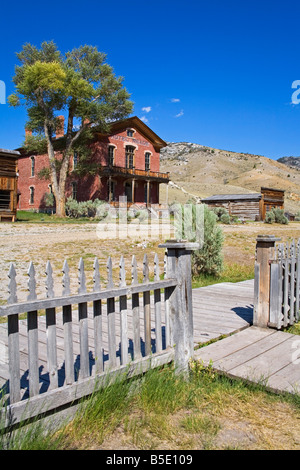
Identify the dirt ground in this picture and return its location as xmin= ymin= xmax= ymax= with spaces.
xmin=0 ymin=220 xmax=300 ymax=302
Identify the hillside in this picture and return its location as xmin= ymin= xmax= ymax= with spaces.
xmin=277 ymin=156 xmax=300 ymax=170
xmin=159 ymin=142 xmax=300 ymax=215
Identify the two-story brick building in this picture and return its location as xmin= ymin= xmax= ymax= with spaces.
xmin=17 ymin=116 xmax=169 ymax=212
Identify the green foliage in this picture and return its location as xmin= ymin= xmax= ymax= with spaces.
xmin=173 ymin=203 xmax=224 ymax=276
xmin=192 ymin=205 xmax=224 ymax=276
xmin=8 ymin=41 xmax=133 ymax=215
xmin=295 ymin=211 xmax=300 ymax=222
xmin=220 ymin=212 xmax=231 ymax=224
xmin=265 ymin=208 xmax=288 ymax=224
xmin=65 ymin=197 xmax=107 ymax=219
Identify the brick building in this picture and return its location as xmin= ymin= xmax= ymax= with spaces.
xmin=17 ymin=116 xmax=169 ymax=211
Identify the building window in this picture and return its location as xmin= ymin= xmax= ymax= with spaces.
xmin=145 ymin=152 xmax=151 ymax=171
xmin=127 ymin=129 xmax=134 ymax=137
xmin=29 ymin=186 xmax=34 ymax=205
xmin=73 ymin=151 xmax=78 ymax=170
xmin=108 ymin=146 xmax=115 ymax=166
xmin=0 ymin=190 xmax=11 ymax=210
xmin=30 ymin=156 xmax=35 ymax=177
xmin=125 ymin=146 xmax=135 ymax=169
xmin=72 ymin=182 xmax=77 ymax=200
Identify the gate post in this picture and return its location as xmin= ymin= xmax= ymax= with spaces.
xmin=159 ymin=240 xmax=199 ymax=374
xmin=254 ymin=235 xmax=280 ymax=328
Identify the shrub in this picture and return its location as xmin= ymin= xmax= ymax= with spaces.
xmin=265 ymin=208 xmax=288 ymax=225
xmin=220 ymin=213 xmax=231 ymax=224
xmin=173 ymin=203 xmax=224 ymax=276
xmin=65 ymin=197 xmax=107 ymax=219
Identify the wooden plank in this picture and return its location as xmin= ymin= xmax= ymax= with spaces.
xmin=143 ymin=255 xmax=151 ymax=356
xmin=93 ymin=258 xmax=103 ymax=374
xmin=119 ymin=256 xmax=128 ymax=366
xmin=213 ymin=331 xmax=290 ymax=374
xmin=194 ymin=327 xmax=275 ymax=366
xmin=62 ymin=260 xmax=74 ymax=385
xmin=45 ymin=262 xmax=58 ymax=390
xmin=78 ymin=258 xmax=89 ymax=379
xmin=154 ymin=254 xmax=162 ymax=353
xmin=131 ymin=256 xmax=141 ymax=360
xmin=107 ymin=257 xmax=116 ymax=368
xmin=229 ymin=334 xmax=297 ymax=385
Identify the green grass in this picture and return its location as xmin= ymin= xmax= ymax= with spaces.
xmin=192 ymin=262 xmax=254 ymax=288
xmin=16 ymin=210 xmax=98 ymax=224
xmin=2 ymin=363 xmax=299 ymax=450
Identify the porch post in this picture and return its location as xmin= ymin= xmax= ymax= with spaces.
xmin=108 ymin=176 xmax=112 ymax=203
xmin=147 ymin=180 xmax=150 ymax=206
xmin=254 ymin=235 xmax=280 ymax=328
xmin=132 ymin=179 xmax=135 ymax=204
xmin=159 ymin=240 xmax=199 ymax=374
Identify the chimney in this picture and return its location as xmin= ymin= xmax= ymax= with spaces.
xmin=25 ymin=127 xmax=32 ymax=137
xmin=56 ymin=115 xmax=65 ymax=138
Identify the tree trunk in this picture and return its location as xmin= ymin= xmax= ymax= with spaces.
xmin=56 ymin=192 xmax=66 ymax=217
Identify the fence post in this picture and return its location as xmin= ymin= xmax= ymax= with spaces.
xmin=254 ymin=235 xmax=280 ymax=328
xmin=159 ymin=240 xmax=199 ymax=374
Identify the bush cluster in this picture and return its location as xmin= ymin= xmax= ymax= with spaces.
xmin=265 ymin=208 xmax=288 ymax=225
xmin=65 ymin=197 xmax=108 ymax=219
xmin=211 ymin=207 xmax=240 ymax=225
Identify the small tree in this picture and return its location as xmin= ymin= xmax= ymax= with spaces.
xmin=173 ymin=203 xmax=224 ymax=276
xmin=8 ymin=41 xmax=133 ymax=216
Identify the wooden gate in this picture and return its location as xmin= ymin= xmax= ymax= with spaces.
xmin=254 ymin=236 xmax=300 ymax=330
xmin=269 ymin=239 xmax=300 ymax=329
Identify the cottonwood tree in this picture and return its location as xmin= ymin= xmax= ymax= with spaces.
xmin=9 ymin=41 xmax=133 ymax=216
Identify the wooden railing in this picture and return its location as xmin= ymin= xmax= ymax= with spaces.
xmin=254 ymin=235 xmax=300 ymax=329
xmin=100 ymin=165 xmax=170 ymax=181
xmin=0 ymin=241 xmax=198 ymax=428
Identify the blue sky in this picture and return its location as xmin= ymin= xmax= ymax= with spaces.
xmin=1 ymin=0 xmax=300 ymax=159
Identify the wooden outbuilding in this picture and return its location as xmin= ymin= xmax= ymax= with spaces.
xmin=202 ymin=187 xmax=285 ymax=221
xmin=0 ymin=148 xmax=20 ymax=222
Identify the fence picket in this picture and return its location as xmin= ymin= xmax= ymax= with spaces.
xmin=143 ymin=254 xmax=151 ymax=356
xmin=78 ymin=258 xmax=89 ymax=379
xmin=296 ymin=249 xmax=300 ymax=322
xmin=131 ymin=255 xmax=141 ymax=360
xmin=45 ymin=261 xmax=58 ymax=390
xmin=119 ymin=256 xmax=128 ymax=365
xmin=107 ymin=257 xmax=116 ymax=368
xmin=62 ymin=260 xmax=74 ymax=385
xmin=154 ymin=253 xmax=162 ymax=353
xmin=27 ymin=262 xmax=39 ymax=397
xmin=7 ymin=263 xmax=20 ymax=404
xmin=93 ymin=258 xmax=103 ymax=374
xmin=290 ymin=241 xmax=296 ymax=325
xmin=283 ymin=244 xmax=289 ymax=328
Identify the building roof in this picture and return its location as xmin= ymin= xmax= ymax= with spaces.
xmin=0 ymin=148 xmax=20 ymax=157
xmin=202 ymin=193 xmax=262 ymax=202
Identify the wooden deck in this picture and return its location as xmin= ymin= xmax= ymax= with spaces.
xmin=194 ymin=326 xmax=300 ymax=394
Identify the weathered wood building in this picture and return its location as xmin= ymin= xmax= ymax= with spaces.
xmin=0 ymin=148 xmax=20 ymax=222
xmin=202 ymin=187 xmax=285 ymax=221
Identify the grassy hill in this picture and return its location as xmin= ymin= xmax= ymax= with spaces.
xmin=159 ymin=142 xmax=300 ymax=214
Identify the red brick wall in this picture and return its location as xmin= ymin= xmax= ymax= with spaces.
xmin=17 ymin=125 xmax=162 ymax=210
xmin=17 ymin=153 xmax=53 ymax=210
